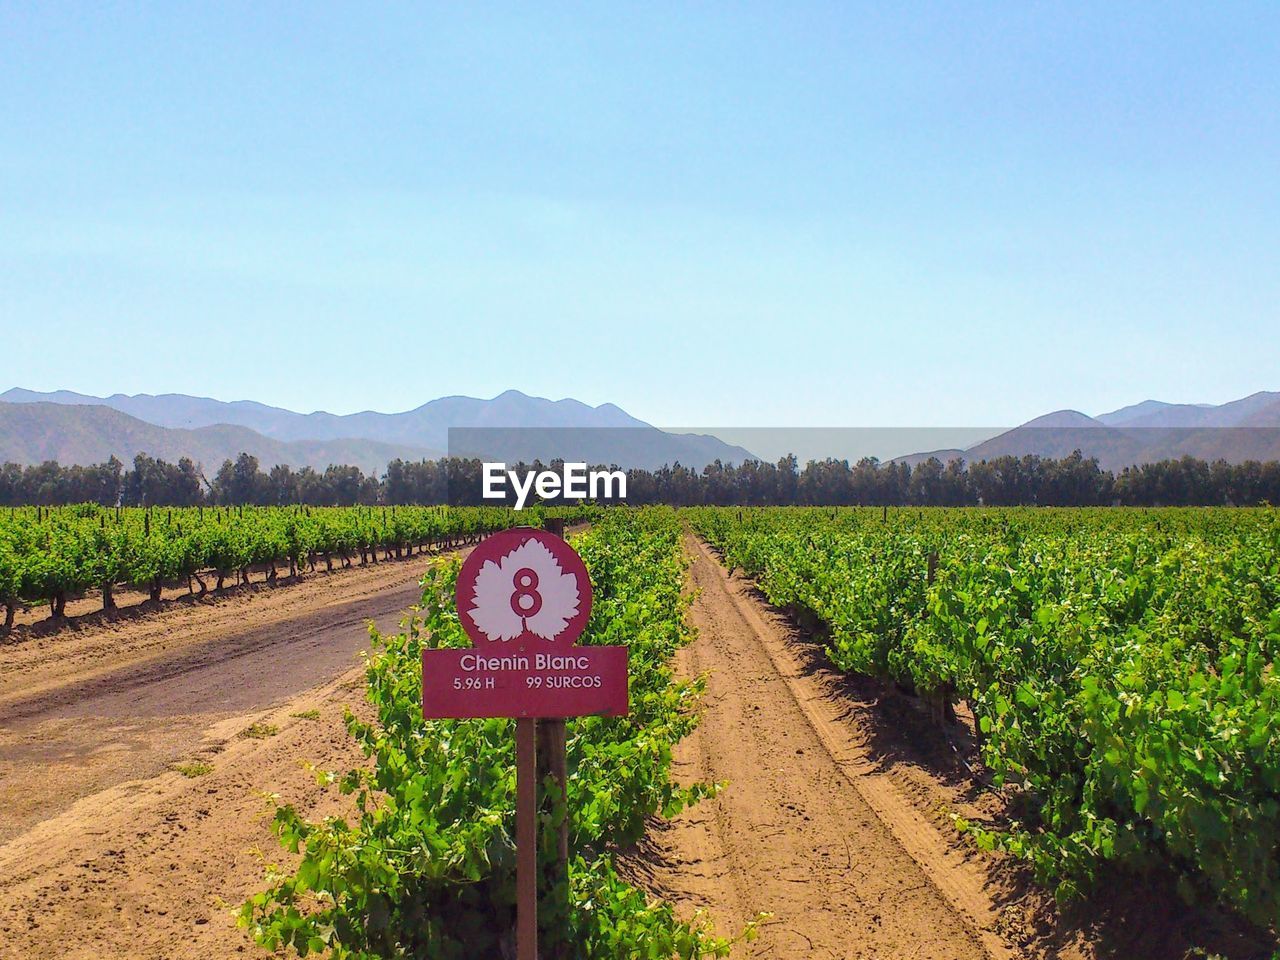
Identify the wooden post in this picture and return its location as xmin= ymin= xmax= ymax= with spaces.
xmin=537 ymin=718 xmax=570 ymax=957
xmin=540 ymin=515 xmax=570 ymax=957
xmin=516 ymin=718 xmax=538 ymax=960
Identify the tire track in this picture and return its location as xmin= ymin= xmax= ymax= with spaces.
xmin=635 ymin=534 xmax=1007 ymax=959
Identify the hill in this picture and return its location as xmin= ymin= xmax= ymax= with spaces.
xmin=1096 ymin=392 xmax=1280 ymax=429
xmin=0 ymin=390 xmax=756 ymax=471
xmin=951 ymin=395 xmax=1280 ymax=470
xmin=0 ymin=402 xmax=437 ymax=474
xmin=891 ymin=392 xmax=1280 ymax=470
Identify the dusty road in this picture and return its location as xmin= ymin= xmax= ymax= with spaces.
xmin=0 ymin=554 xmax=436 ymax=959
xmin=626 ymin=534 xmax=1014 ymax=960
xmin=0 ymin=669 xmax=370 ymax=959
xmin=0 ymin=556 xmax=432 ymax=844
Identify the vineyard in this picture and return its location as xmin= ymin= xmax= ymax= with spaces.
xmin=688 ymin=506 xmax=1280 ymax=930
xmin=3 ymin=503 xmax=1277 ymax=957
xmin=0 ymin=504 xmax=594 ymax=630
xmin=239 ymin=508 xmax=748 ymax=959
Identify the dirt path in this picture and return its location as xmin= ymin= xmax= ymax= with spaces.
xmin=0 ymin=548 xmax=448 ymax=958
xmin=0 ymin=554 xmax=434 ymax=845
xmin=0 ymin=551 xmax=440 ymax=712
xmin=629 ymin=534 xmax=1021 ymax=960
xmin=0 ymin=667 xmax=371 ymax=959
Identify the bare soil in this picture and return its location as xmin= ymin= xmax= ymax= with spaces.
xmin=0 ymin=552 xmax=436 ymax=959
xmin=0 ymin=553 xmax=434 ymax=846
xmin=623 ymin=534 xmax=1006 ymax=959
xmin=0 ymin=553 xmax=436 ymax=713
xmin=0 ymin=670 xmax=371 ymax=959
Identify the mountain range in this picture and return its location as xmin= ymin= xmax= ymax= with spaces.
xmin=0 ymin=388 xmax=754 ymax=473
xmin=898 ymin=392 xmax=1280 ymax=470
xmin=3 ymin=387 xmax=1279 ymax=476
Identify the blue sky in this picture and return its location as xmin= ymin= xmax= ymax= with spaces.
xmin=2 ymin=2 xmax=1277 ymax=428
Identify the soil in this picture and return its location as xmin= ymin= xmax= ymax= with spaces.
xmin=0 ymin=552 xmax=436 ymax=959
xmin=0 ymin=553 xmax=434 ymax=846
xmin=622 ymin=534 xmax=1006 ymax=959
xmin=0 ymin=669 xmax=371 ymax=959
xmin=0 ymin=553 xmax=436 ymax=713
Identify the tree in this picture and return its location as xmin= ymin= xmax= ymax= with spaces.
xmin=213 ymin=453 xmax=266 ymax=505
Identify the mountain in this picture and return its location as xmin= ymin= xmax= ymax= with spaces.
xmin=961 ymin=413 xmax=1139 ymax=468
xmin=0 ymin=387 xmax=655 ymax=447
xmin=916 ymin=393 xmax=1280 ymax=471
xmin=1095 ymin=400 xmax=1179 ymax=427
xmin=1093 ymin=399 xmax=1229 ymax=427
xmin=0 ymin=389 xmax=304 ymax=436
xmin=15 ymin=384 xmax=1275 ymax=475
xmin=1095 ymin=392 xmax=1280 ymax=429
xmin=0 ymin=402 xmax=438 ymax=473
xmin=893 ymin=448 xmax=968 ymax=468
xmin=0 ymin=389 xmax=755 ymax=471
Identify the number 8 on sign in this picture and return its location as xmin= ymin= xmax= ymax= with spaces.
xmin=511 ymin=568 xmax=543 ymax=621
xmin=457 ymin=528 xmax=593 ymax=648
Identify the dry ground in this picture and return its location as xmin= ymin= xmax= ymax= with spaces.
xmin=0 ymin=554 xmax=432 ymax=959
xmin=623 ymin=535 xmax=1007 ymax=960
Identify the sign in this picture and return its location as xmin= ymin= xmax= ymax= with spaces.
xmin=422 ymin=527 xmax=629 ymax=719
xmin=422 ymin=525 xmax=624 ymax=960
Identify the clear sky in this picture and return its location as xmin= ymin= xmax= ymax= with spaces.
xmin=2 ymin=3 xmax=1277 ymax=428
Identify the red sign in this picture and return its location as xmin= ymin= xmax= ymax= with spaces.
xmin=422 ymin=527 xmax=629 ymax=719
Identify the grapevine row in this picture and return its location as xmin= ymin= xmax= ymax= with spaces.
xmin=0 ymin=504 xmax=595 ymax=630
xmin=687 ymin=506 xmax=1280 ymax=929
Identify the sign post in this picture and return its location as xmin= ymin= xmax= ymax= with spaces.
xmin=536 ymin=518 xmax=571 ymax=960
xmin=515 ymin=717 xmax=538 ymax=960
xmin=422 ymin=527 xmax=628 ymax=960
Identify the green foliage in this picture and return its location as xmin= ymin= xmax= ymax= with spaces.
xmin=240 ymin=509 xmax=740 ymax=958
xmin=240 ymin=722 xmax=280 ymax=740
xmin=0 ymin=504 xmax=596 ymax=615
xmin=172 ymin=760 xmax=214 ymax=777
xmin=689 ymin=506 xmax=1280 ymax=929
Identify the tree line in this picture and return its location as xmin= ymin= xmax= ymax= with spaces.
xmin=663 ymin=451 xmax=1280 ymax=507
xmin=1 ymin=450 xmax=1278 ymax=508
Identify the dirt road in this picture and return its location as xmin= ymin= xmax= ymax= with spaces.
xmin=0 ymin=554 xmax=437 ymax=959
xmin=0 ymin=668 xmax=370 ymax=959
xmin=0 ymin=556 xmax=432 ymax=845
xmin=628 ymin=535 xmax=1023 ymax=960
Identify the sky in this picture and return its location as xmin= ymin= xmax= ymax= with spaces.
xmin=2 ymin=2 xmax=1277 ymax=428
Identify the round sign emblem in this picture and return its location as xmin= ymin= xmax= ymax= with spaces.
xmin=455 ymin=528 xmax=593 ymax=649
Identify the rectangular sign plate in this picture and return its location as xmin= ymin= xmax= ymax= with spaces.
xmin=422 ymin=645 xmax=629 ymax=719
